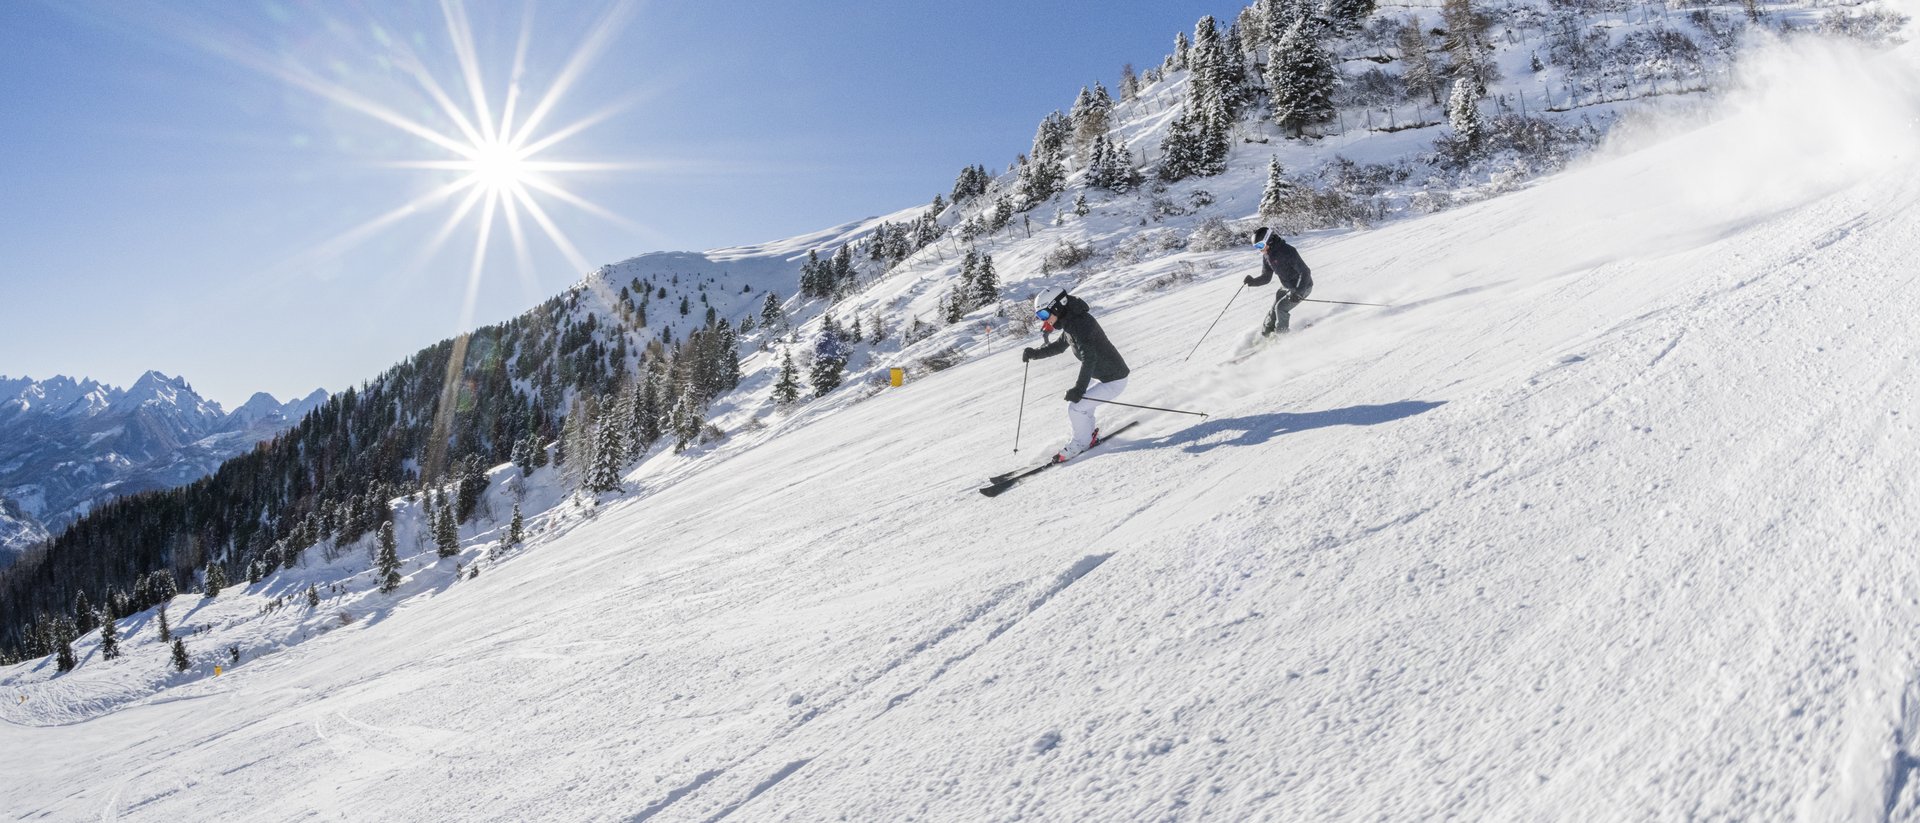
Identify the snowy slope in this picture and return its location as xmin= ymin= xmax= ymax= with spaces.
xmin=5 ymin=33 xmax=1919 ymax=821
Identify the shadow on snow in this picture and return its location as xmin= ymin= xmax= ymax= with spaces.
xmin=1125 ymin=400 xmax=1446 ymax=455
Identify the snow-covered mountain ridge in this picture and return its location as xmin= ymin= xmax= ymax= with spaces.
xmin=5 ymin=3 xmax=1919 ymax=819
xmin=0 ymin=373 xmax=328 ymax=564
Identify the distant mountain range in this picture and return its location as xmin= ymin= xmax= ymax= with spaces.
xmin=0 ymin=372 xmax=326 ymax=565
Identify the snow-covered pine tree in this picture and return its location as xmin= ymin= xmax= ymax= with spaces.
xmin=669 ymin=382 xmax=704 ymax=451
xmin=760 ymin=292 xmax=783 ymax=329
xmin=635 ymin=370 xmax=664 ymax=452
xmin=171 ymin=637 xmax=189 ymax=672
xmin=1447 ymin=77 xmax=1486 ymax=153
xmin=56 ymin=634 xmax=74 ymax=673
xmin=830 ymin=245 xmax=855 ymax=296
xmin=1267 ymin=20 xmax=1337 ymax=137
xmin=1325 ymin=0 xmax=1378 ymax=38
xmin=1260 ymin=155 xmax=1292 ymax=217
xmin=247 ymin=560 xmax=262 ymax=585
xmin=377 ymin=521 xmax=401 ymax=593
xmin=436 ymin=498 xmax=460 ymax=556
xmin=1073 ymin=192 xmax=1090 ymax=216
xmin=1120 ymin=63 xmax=1140 ymax=101
xmin=204 ymin=562 xmax=226 ymax=599
xmin=971 ymin=255 xmax=999 ymax=310
xmin=99 ymin=612 xmax=119 ymax=660
xmin=1197 ymin=106 xmax=1231 ymax=177
xmin=1157 ymin=111 xmax=1204 ymax=181
xmin=586 ymin=405 xmax=625 ymax=491
xmin=508 ymin=503 xmax=524 ymax=546
xmin=1173 ymin=30 xmax=1192 ymax=70
xmin=306 ymin=584 xmax=320 ymax=608
xmin=773 ymin=349 xmax=801 ymax=405
xmin=158 ymin=604 xmax=171 ymax=642
xmin=1069 ymin=85 xmax=1114 ymax=157
xmin=810 ymin=323 xmax=849 ymax=398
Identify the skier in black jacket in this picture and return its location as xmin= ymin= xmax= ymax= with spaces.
xmin=1242 ymin=226 xmax=1314 ymax=335
xmin=1022 ymin=288 xmax=1131 ymax=462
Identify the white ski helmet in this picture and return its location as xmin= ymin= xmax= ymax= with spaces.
xmin=1032 ymin=287 xmax=1067 ymax=314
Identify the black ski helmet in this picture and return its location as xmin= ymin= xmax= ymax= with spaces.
xmin=1251 ymin=226 xmax=1273 ymax=247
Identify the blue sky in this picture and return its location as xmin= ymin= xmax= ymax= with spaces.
xmin=0 ymin=1 xmax=1239 ymax=408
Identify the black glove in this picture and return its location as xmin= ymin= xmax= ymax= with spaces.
xmin=1021 ymin=347 xmax=1039 ymax=362
xmin=1064 ymin=387 xmax=1085 ymax=403
xmin=1242 ymin=275 xmax=1258 ymax=288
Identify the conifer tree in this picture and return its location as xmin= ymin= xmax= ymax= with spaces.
xmin=1120 ymin=63 xmax=1140 ymax=101
xmin=636 ymin=371 xmax=664 ymax=451
xmin=74 ymin=590 xmax=96 ymax=635
xmin=773 ymin=350 xmax=801 ymax=405
xmin=247 ymin=560 xmax=263 ymax=585
xmin=508 ymin=503 xmax=525 ymax=546
xmin=1267 ymin=20 xmax=1337 ymax=137
xmin=1325 ymin=0 xmax=1378 ymax=38
xmin=204 ymin=562 xmax=226 ymax=599
xmin=971 ymin=255 xmax=999 ymax=310
xmin=158 ymin=604 xmax=172 ymax=643
xmin=99 ymin=613 xmax=119 ymax=660
xmin=436 ymin=498 xmax=460 ymax=557
xmin=56 ymin=634 xmax=75 ymax=673
xmin=1157 ymin=112 xmax=1204 ymax=181
xmin=377 ymin=521 xmax=401 ymax=593
xmin=171 ymin=637 xmax=189 ymax=672
xmin=810 ymin=325 xmax=849 ymax=398
xmin=1074 ymin=192 xmax=1090 ymax=216
xmin=306 ymin=584 xmax=320 ymax=609
xmin=1259 ymin=156 xmax=1292 ymax=217
xmin=586 ymin=409 xmax=625 ymax=492
xmin=760 ymin=293 xmax=783 ymax=329
xmin=670 ymin=385 xmax=704 ymax=451
xmin=1447 ymin=77 xmax=1486 ymax=153
xmin=1173 ymin=31 xmax=1192 ymax=70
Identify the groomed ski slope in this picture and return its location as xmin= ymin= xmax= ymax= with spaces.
xmin=8 ymin=38 xmax=1920 ymax=822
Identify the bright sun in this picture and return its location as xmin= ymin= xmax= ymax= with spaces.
xmin=244 ymin=0 xmax=645 ymax=319
xmin=466 ymin=141 xmax=532 ymax=193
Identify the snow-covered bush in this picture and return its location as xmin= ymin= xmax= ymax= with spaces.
xmin=1042 ymin=240 xmax=1094 ymax=273
xmin=1187 ymin=217 xmax=1241 ymax=252
xmin=1821 ymin=6 xmax=1910 ymax=44
xmin=1109 ymin=228 xmax=1187 ymax=265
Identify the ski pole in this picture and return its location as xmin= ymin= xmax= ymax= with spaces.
xmin=1301 ymin=297 xmax=1390 ymax=307
xmin=1184 ymin=283 xmax=1245 ymax=362
xmin=1086 ymin=397 xmax=1209 ymax=419
xmin=1012 ymin=360 xmax=1030 ymax=453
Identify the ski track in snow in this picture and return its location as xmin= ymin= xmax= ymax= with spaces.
xmin=8 ymin=31 xmax=1920 ymax=823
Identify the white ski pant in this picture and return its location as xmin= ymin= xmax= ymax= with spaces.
xmin=1065 ymin=378 xmax=1127 ymax=453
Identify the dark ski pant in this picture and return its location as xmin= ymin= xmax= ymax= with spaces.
xmin=1262 ymin=282 xmax=1314 ymax=335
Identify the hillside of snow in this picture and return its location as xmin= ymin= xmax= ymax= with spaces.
xmin=5 ymin=27 xmax=1918 ymax=820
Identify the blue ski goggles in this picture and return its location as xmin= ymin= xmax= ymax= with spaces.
xmin=1254 ymin=241 xmax=1266 ymax=250
xmin=1035 ymin=308 xmax=1052 ymax=321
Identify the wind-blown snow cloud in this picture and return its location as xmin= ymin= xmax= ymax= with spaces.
xmin=1608 ymin=26 xmax=1920 ymax=222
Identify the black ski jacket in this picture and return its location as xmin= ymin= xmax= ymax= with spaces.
xmin=1247 ymin=238 xmax=1313 ymax=293
xmin=1030 ymin=295 xmax=1130 ymax=393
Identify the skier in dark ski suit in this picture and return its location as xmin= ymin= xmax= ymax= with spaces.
xmin=1242 ymin=226 xmax=1314 ymax=335
xmin=1022 ymin=288 xmax=1131 ymax=462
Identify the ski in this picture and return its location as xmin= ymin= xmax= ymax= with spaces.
xmin=979 ymin=421 xmax=1138 ymax=498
